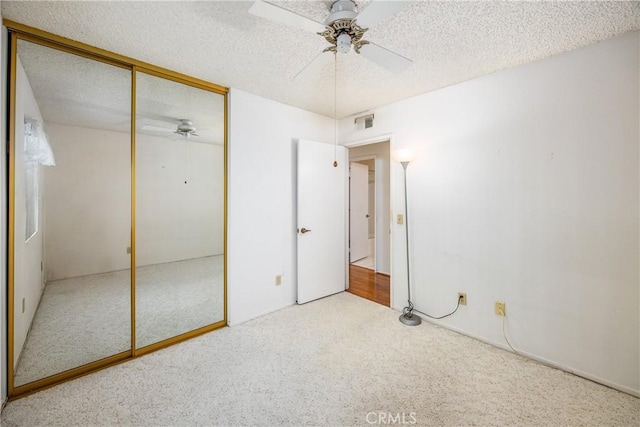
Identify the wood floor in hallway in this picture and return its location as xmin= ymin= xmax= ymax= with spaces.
xmin=347 ymin=264 xmax=390 ymax=307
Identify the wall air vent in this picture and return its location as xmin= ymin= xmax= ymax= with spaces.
xmin=354 ymin=113 xmax=374 ymax=131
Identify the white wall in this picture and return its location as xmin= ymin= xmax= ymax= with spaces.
xmin=227 ymin=89 xmax=334 ymax=325
xmin=13 ymin=58 xmax=46 ymax=368
xmin=339 ymin=32 xmax=640 ymax=396
xmin=43 ymin=125 xmax=224 ymax=280
xmin=348 ymin=142 xmax=391 ymax=274
xmin=44 ymin=124 xmax=131 ymax=280
xmin=136 ymin=134 xmax=224 ymax=266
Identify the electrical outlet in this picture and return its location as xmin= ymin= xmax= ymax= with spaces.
xmin=458 ymin=292 xmax=467 ymax=306
xmin=495 ymin=301 xmax=506 ymax=316
xmin=127 ymin=247 xmax=132 ymax=254
xmin=275 ymin=275 xmax=282 ymax=286
xmin=397 ymin=214 xmax=404 ymax=225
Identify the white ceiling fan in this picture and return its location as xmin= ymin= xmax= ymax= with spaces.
xmin=249 ymin=0 xmax=414 ymax=79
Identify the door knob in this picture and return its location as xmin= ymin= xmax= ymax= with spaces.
xmin=300 ymin=227 xmax=311 ymax=234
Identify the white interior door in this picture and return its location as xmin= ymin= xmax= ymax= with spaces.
xmin=297 ymin=139 xmax=347 ymax=304
xmin=349 ymin=162 xmax=369 ymax=262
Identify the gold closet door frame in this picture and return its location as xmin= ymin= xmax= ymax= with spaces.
xmin=132 ymin=68 xmax=228 ymax=357
xmin=5 ymin=21 xmax=228 ymax=399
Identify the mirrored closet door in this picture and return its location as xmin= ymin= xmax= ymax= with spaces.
xmin=11 ymin=39 xmax=132 ymax=388
xmin=8 ymin=23 xmax=227 ymax=398
xmin=135 ymin=72 xmax=225 ymax=350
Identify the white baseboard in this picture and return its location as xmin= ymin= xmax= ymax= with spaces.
xmin=392 ymin=305 xmax=640 ymax=398
xmin=227 ymin=301 xmax=295 ymax=327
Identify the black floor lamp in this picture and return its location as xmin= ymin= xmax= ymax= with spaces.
xmin=398 ymin=159 xmax=421 ymax=326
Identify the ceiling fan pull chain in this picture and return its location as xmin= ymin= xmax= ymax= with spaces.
xmin=333 ymin=50 xmax=338 ymax=168
xmin=184 ymin=140 xmax=188 ymax=184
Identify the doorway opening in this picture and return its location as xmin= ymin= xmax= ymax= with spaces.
xmin=349 ymin=158 xmax=375 ymax=269
xmin=347 ymin=141 xmax=390 ymax=307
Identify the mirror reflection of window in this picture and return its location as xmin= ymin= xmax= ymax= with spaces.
xmin=23 ymin=118 xmax=39 ymax=242
xmin=23 ymin=118 xmax=56 ymax=243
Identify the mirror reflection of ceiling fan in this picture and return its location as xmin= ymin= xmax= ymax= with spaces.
xmin=249 ymin=0 xmax=414 ymax=79
xmin=142 ymin=119 xmax=198 ymax=137
xmin=140 ymin=118 xmax=222 ymax=145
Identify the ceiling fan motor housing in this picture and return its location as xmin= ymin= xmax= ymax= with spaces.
xmin=176 ymin=119 xmax=197 ymax=136
xmin=325 ymin=0 xmax=358 ymax=25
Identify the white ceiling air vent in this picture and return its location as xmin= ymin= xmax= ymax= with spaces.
xmin=354 ymin=113 xmax=374 ymax=131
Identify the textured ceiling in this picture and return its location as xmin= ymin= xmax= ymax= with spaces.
xmin=17 ymin=38 xmax=224 ymax=144
xmin=3 ymin=1 xmax=640 ymax=119
xmin=18 ymin=39 xmax=131 ymax=132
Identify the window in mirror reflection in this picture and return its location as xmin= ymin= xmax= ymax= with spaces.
xmin=23 ymin=118 xmax=43 ymax=241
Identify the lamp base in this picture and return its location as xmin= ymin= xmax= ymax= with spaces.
xmin=399 ymin=313 xmax=422 ymax=326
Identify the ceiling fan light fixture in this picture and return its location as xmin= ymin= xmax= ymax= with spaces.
xmin=337 ymin=33 xmax=351 ymax=54
xmin=320 ymin=19 xmax=367 ymax=54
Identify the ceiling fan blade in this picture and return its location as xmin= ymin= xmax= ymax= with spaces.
xmin=189 ymin=134 xmax=224 ymax=146
xmin=141 ymin=124 xmax=174 ymax=132
xmin=359 ymin=42 xmax=413 ymax=74
xmin=355 ymin=0 xmax=415 ymax=29
xmin=293 ymin=50 xmax=333 ymax=81
xmin=249 ymin=1 xmax=326 ymax=33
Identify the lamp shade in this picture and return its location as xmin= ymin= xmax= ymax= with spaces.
xmin=393 ymin=148 xmax=415 ymax=163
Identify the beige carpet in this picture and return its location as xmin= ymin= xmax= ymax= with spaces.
xmin=14 ymin=256 xmax=224 ymax=386
xmin=2 ymin=292 xmax=638 ymax=426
